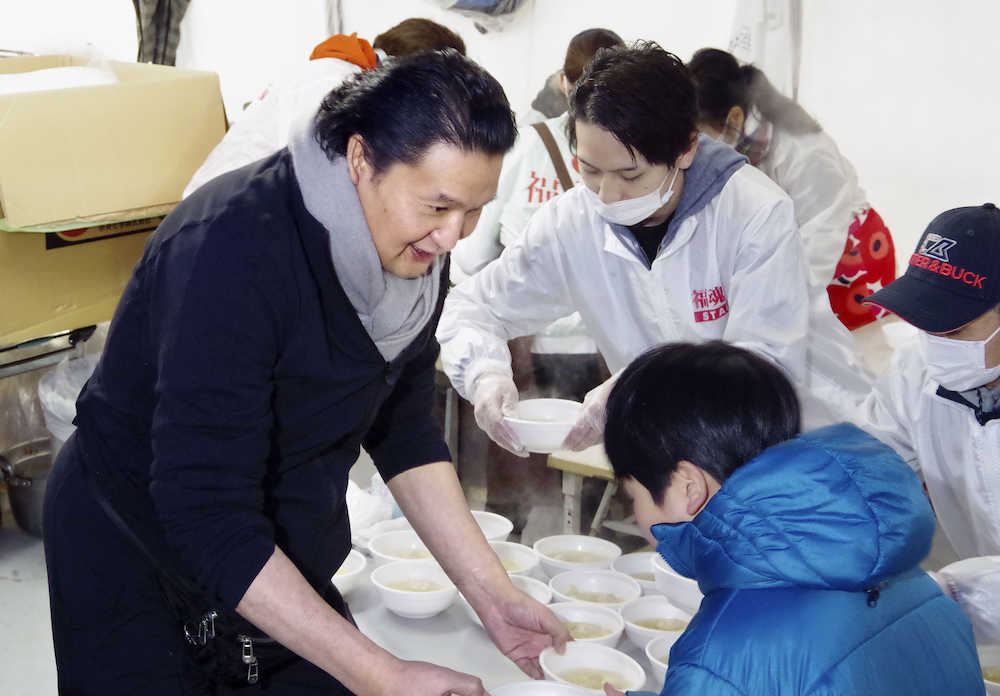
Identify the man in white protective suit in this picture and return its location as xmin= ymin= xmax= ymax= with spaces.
xmin=437 ymin=42 xmax=871 ymax=459
xmin=860 ymin=202 xmax=1000 ymax=645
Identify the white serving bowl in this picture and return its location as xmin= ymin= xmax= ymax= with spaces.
xmin=651 ymin=554 xmax=703 ymax=615
xmin=474 ymin=510 xmax=515 ymax=541
xmin=548 ymin=601 xmax=625 ymax=647
xmin=461 ymin=573 xmax=554 ymax=628
xmin=980 ymin=644 xmax=1000 ymax=695
xmin=368 ymin=530 xmax=432 ymax=567
xmin=370 ymin=559 xmax=456 ymax=619
xmin=330 ymin=549 xmax=367 ymax=596
xmin=352 ymin=516 xmax=411 ymax=548
xmin=611 ymin=552 xmax=660 ymax=594
xmin=504 ymin=398 xmax=583 ymax=453
xmin=491 ymin=540 xmax=539 ymax=576
xmin=549 ymin=569 xmax=641 ymax=611
xmin=540 ymin=642 xmax=646 ymax=694
xmin=644 ymin=634 xmax=679 ymax=686
xmin=533 ymin=534 xmax=622 ymax=578
xmin=490 ymin=680 xmax=593 ymax=696
xmin=512 ymin=573 xmax=554 ymax=604
xmin=620 ymin=595 xmax=691 ymax=649
xmin=355 ymin=510 xmax=512 ymax=549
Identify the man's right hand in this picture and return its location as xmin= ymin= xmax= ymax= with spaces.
xmin=470 ymin=372 xmax=528 ymax=457
xmin=380 ymin=659 xmax=487 ymax=696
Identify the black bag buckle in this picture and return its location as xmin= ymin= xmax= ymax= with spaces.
xmin=239 ymin=634 xmax=260 ymax=684
xmin=184 ymin=610 xmax=217 ymax=646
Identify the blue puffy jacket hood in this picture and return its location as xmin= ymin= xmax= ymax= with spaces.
xmin=651 ymin=423 xmax=935 ymax=595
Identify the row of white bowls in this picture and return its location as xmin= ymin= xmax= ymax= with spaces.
xmin=333 ymin=534 xmax=697 ymax=694
xmin=346 ymin=530 xmax=703 ymax=617
xmin=531 ymin=535 xmax=703 ymax=615
xmin=355 ymin=509 xmax=515 ymax=549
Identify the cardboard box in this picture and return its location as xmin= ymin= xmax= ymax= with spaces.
xmin=0 ymin=55 xmax=226 ymax=229
xmin=0 ymin=218 xmax=162 ymax=348
xmin=0 ymin=55 xmax=226 ymax=348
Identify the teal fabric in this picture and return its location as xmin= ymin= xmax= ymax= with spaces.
xmin=650 ymin=423 xmax=984 ymax=695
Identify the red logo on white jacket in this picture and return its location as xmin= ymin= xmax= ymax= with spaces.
xmin=692 ymin=285 xmax=729 ymax=323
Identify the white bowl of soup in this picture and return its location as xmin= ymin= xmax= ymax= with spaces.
xmin=491 ymin=540 xmax=539 ymax=575
xmin=368 ymin=530 xmax=432 ymax=567
xmin=504 ymin=398 xmax=583 ymax=453
xmin=611 ymin=552 xmax=660 ymax=594
xmin=461 ymin=573 xmax=553 ymax=628
xmin=980 ymin=644 xmax=1000 ymax=694
xmin=540 ymin=642 xmax=646 ymax=694
xmin=620 ymin=595 xmax=691 ymax=649
xmin=358 ymin=510 xmax=512 ymax=548
xmin=474 ymin=510 xmax=515 ymax=541
xmin=651 ymin=553 xmax=703 ymax=615
xmin=370 ymin=559 xmax=456 ymax=619
xmin=644 ymin=634 xmax=679 ymax=686
xmin=490 ymin=680 xmax=593 ymax=696
xmin=549 ymin=569 xmax=641 ymax=611
xmin=533 ymin=534 xmax=622 ymax=578
xmin=511 ymin=573 xmax=554 ymax=604
xmin=330 ymin=549 xmax=367 ymax=597
xmin=548 ymin=601 xmax=625 ymax=647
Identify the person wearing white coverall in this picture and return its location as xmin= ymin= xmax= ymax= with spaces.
xmin=688 ymin=48 xmax=897 ymax=372
xmin=183 ymin=19 xmax=466 ymax=198
xmin=451 ymin=28 xmax=624 ymax=403
xmin=859 ymin=203 xmax=1000 ymax=645
xmin=437 ymin=42 xmax=869 ymax=457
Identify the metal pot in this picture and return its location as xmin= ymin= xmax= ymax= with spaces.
xmin=0 ymin=438 xmax=51 ymax=537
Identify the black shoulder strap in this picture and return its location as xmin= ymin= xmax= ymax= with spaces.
xmin=82 ymin=462 xmax=205 ymax=603
xmin=531 ymin=121 xmax=574 ymax=192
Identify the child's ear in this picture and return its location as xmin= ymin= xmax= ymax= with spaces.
xmin=676 ymin=460 xmax=710 ymax=517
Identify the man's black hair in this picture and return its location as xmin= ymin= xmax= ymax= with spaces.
xmin=568 ymin=41 xmax=697 ymax=166
xmin=604 ymin=341 xmax=801 ymax=503
xmin=314 ymin=49 xmax=516 ymax=173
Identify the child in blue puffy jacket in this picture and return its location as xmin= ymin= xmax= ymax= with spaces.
xmin=602 ymin=340 xmax=984 ymax=696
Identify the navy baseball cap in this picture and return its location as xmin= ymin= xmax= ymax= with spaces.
xmin=864 ymin=203 xmax=1000 ymax=332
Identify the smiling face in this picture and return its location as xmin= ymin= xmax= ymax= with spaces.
xmin=574 ymin=120 xmax=697 ymax=227
xmin=347 ymin=136 xmax=503 ymax=278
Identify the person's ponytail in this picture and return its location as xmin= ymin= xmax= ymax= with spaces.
xmin=742 ymin=64 xmax=820 ymax=134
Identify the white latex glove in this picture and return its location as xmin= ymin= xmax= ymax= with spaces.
xmin=929 ymin=556 xmax=1000 ymax=643
xmin=561 ymin=372 xmax=620 ymax=451
xmin=470 ymin=372 xmax=527 ymax=457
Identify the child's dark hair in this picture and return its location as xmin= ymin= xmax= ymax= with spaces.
xmin=688 ymin=47 xmax=820 ymax=135
xmin=604 ymin=341 xmax=800 ymax=502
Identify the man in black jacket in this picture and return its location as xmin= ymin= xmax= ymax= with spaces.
xmin=43 ymin=50 xmax=567 ymax=695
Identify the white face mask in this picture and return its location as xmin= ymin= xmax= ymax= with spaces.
xmin=921 ymin=324 xmax=1000 ymax=392
xmin=582 ymin=166 xmax=680 ymax=226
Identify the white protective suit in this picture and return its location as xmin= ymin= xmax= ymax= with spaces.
xmin=860 ymin=339 xmax=1000 ymax=642
xmin=183 ymin=57 xmax=361 ymax=198
xmin=753 ymin=126 xmax=891 ymax=375
xmin=451 ymin=112 xmax=594 ymax=355
xmin=438 ymin=136 xmax=870 ymax=426
xmin=757 ymin=128 xmax=869 ymax=292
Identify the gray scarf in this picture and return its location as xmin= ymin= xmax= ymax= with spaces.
xmin=289 ymin=120 xmax=441 ymax=362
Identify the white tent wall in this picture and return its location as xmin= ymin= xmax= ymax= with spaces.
xmin=0 ymin=0 xmax=136 ymax=59
xmin=175 ymin=0 xmax=336 ymax=118
xmin=798 ymin=0 xmax=1000 ymax=268
xmin=339 ymin=0 xmax=737 ymax=129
